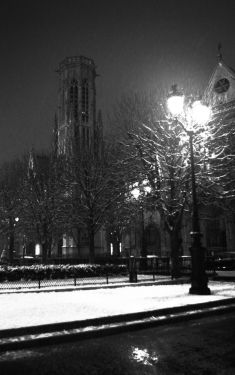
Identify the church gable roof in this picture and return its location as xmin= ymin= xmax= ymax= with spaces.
xmin=204 ymin=60 xmax=235 ymax=108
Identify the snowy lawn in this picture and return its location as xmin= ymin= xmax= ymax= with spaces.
xmin=0 ymin=281 xmax=235 ymax=330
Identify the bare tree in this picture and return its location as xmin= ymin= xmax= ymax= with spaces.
xmin=109 ymin=91 xmax=192 ymax=277
xmin=20 ymin=150 xmax=61 ymax=262
xmin=64 ymin=141 xmax=126 ymax=263
xmin=198 ymin=107 xmax=235 ymax=207
xmin=0 ymin=158 xmax=24 ymax=263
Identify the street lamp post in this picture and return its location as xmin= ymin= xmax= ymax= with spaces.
xmin=131 ymin=181 xmax=151 ymax=258
xmin=129 ymin=181 xmax=151 ymax=282
xmin=167 ymin=85 xmax=211 ymax=295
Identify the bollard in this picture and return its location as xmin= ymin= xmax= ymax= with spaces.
xmin=129 ymin=256 xmax=137 ymax=283
xmin=152 ymin=258 xmax=155 ymax=281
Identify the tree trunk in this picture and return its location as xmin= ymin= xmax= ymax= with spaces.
xmin=8 ymin=217 xmax=15 ymax=264
xmin=77 ymin=227 xmax=81 ymax=257
xmin=170 ymin=229 xmax=181 ymax=279
xmin=47 ymin=237 xmax=52 ymax=258
xmin=141 ymin=226 xmax=147 ymax=269
xmin=113 ymin=231 xmax=122 ymax=256
xmin=88 ymin=227 xmax=95 ymax=264
xmin=41 ymin=221 xmax=51 ymax=263
xmin=42 ymin=241 xmax=48 ymax=263
xmin=141 ymin=213 xmax=147 ymax=258
xmin=8 ymin=231 xmax=14 ymax=264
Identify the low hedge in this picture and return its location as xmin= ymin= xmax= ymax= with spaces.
xmin=0 ymin=264 xmax=127 ymax=282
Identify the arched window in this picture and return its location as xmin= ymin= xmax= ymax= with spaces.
xmin=82 ymin=127 xmax=90 ymax=148
xmin=69 ymin=79 xmax=78 ymax=120
xmin=82 ymin=79 xmax=89 ymax=122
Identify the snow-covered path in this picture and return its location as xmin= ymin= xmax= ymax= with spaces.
xmin=0 ymin=282 xmax=235 ymax=330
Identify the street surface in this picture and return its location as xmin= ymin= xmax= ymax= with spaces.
xmin=0 ymin=312 xmax=234 ymax=374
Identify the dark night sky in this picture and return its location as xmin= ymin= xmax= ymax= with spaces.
xmin=0 ymin=0 xmax=235 ymax=163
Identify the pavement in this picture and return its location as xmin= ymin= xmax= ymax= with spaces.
xmin=0 ymin=276 xmax=235 ymax=352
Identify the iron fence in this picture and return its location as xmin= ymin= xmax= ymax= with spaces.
xmin=0 ymin=255 xmax=217 ymax=291
xmin=0 ymin=272 xmax=165 ymax=291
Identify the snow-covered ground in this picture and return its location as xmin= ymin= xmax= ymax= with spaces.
xmin=0 ymin=281 xmax=235 ymax=330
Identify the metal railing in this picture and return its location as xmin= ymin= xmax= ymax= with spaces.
xmin=0 ymin=255 xmax=218 ymax=291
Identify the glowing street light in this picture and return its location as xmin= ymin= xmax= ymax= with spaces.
xmin=167 ymin=84 xmax=184 ymax=116
xmin=129 ymin=180 xmax=151 ymax=281
xmin=190 ymin=100 xmax=211 ymax=126
xmin=167 ymin=85 xmax=211 ymax=129
xmin=167 ymin=84 xmax=211 ymax=295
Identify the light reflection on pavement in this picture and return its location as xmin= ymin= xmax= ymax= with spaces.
xmin=130 ymin=346 xmax=159 ymax=366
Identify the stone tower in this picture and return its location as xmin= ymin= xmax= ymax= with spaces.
xmin=54 ymin=56 xmax=105 ymax=259
xmin=56 ymin=56 xmax=99 ymax=154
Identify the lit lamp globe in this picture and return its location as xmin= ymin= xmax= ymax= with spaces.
xmin=167 ymin=85 xmax=184 ymax=117
xmin=190 ymin=100 xmax=211 ymax=126
xmin=131 ymin=187 xmax=140 ymax=200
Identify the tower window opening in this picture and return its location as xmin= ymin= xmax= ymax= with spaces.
xmin=69 ymin=79 xmax=78 ymax=120
xmin=82 ymin=126 xmax=90 ymax=149
xmin=81 ymin=127 xmax=90 ymax=148
xmin=82 ymin=127 xmax=86 ymax=146
xmin=82 ymin=79 xmax=89 ymax=122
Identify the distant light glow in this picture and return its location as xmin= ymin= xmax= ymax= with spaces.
xmin=167 ymin=94 xmax=184 ymax=116
xmin=110 ymin=243 xmax=113 ymax=256
xmin=145 ymin=186 xmax=151 ymax=194
xmin=131 ymin=180 xmax=151 ymax=199
xmin=131 ymin=187 xmax=140 ymax=199
xmin=35 ymin=244 xmax=41 ymax=256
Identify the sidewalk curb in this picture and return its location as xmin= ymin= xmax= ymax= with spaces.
xmin=214 ymin=276 xmax=235 ymax=282
xmin=1 ymin=297 xmax=235 ymax=352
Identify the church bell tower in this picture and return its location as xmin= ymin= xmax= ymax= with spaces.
xmin=56 ymin=56 xmax=98 ymax=154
